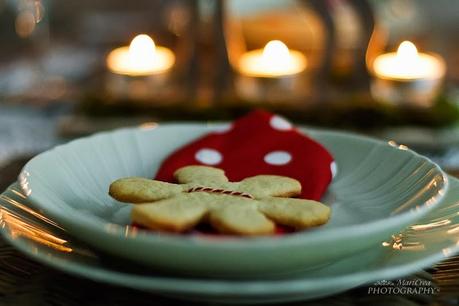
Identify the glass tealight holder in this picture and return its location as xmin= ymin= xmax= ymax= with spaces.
xmin=224 ymin=0 xmax=323 ymax=106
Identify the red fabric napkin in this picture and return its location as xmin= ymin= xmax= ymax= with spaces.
xmin=155 ymin=110 xmax=335 ymax=201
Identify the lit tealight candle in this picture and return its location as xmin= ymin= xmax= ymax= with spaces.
xmin=238 ymin=40 xmax=307 ymax=78
xmin=373 ymin=41 xmax=445 ymax=80
xmin=370 ymin=41 xmax=446 ymax=107
xmin=107 ymin=34 xmax=175 ymax=76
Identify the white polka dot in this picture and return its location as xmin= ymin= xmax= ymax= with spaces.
xmin=270 ymin=115 xmax=292 ymax=131
xmin=331 ymin=161 xmax=337 ymax=178
xmin=213 ymin=124 xmax=232 ymax=134
xmin=195 ymin=148 xmax=222 ymax=165
xmin=264 ymin=151 xmax=292 ymax=166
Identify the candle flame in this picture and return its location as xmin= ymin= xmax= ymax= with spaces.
xmin=129 ymin=34 xmax=156 ymax=58
xmin=234 ymin=39 xmax=306 ymax=77
xmin=397 ymin=41 xmax=418 ymax=61
xmin=372 ymin=40 xmax=445 ymax=80
xmin=262 ymin=40 xmax=290 ymax=63
xmin=237 ymin=38 xmax=307 ymax=77
xmin=128 ymin=34 xmax=156 ymax=70
xmin=106 ymin=33 xmax=175 ymax=76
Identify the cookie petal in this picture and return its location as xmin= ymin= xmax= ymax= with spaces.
xmin=174 ymin=165 xmax=229 ymax=185
xmin=109 ymin=177 xmax=183 ymax=203
xmin=209 ymin=204 xmax=275 ymax=236
xmin=131 ymin=195 xmax=208 ymax=232
xmin=238 ymin=175 xmax=301 ymax=198
xmin=258 ymin=198 xmax=330 ymax=229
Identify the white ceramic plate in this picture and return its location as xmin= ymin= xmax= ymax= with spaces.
xmin=2 ymin=178 xmax=459 ymax=303
xmin=18 ymin=124 xmax=448 ymax=277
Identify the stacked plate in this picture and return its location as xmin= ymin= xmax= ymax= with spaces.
xmin=1 ymin=124 xmax=458 ymax=303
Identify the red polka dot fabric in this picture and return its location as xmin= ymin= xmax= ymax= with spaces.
xmin=155 ymin=110 xmax=335 ymax=201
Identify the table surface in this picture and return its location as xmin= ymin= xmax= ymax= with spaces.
xmin=1 ymin=105 xmax=459 ymax=305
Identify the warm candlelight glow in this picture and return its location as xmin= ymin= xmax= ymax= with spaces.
xmin=238 ymin=40 xmax=307 ymax=77
xmin=106 ymin=34 xmax=175 ymax=76
xmin=373 ymin=40 xmax=445 ymax=80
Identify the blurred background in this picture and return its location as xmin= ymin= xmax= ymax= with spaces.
xmin=0 ymin=0 xmax=459 ymax=187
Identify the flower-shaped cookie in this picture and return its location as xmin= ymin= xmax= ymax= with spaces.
xmin=109 ymin=166 xmax=331 ymax=236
